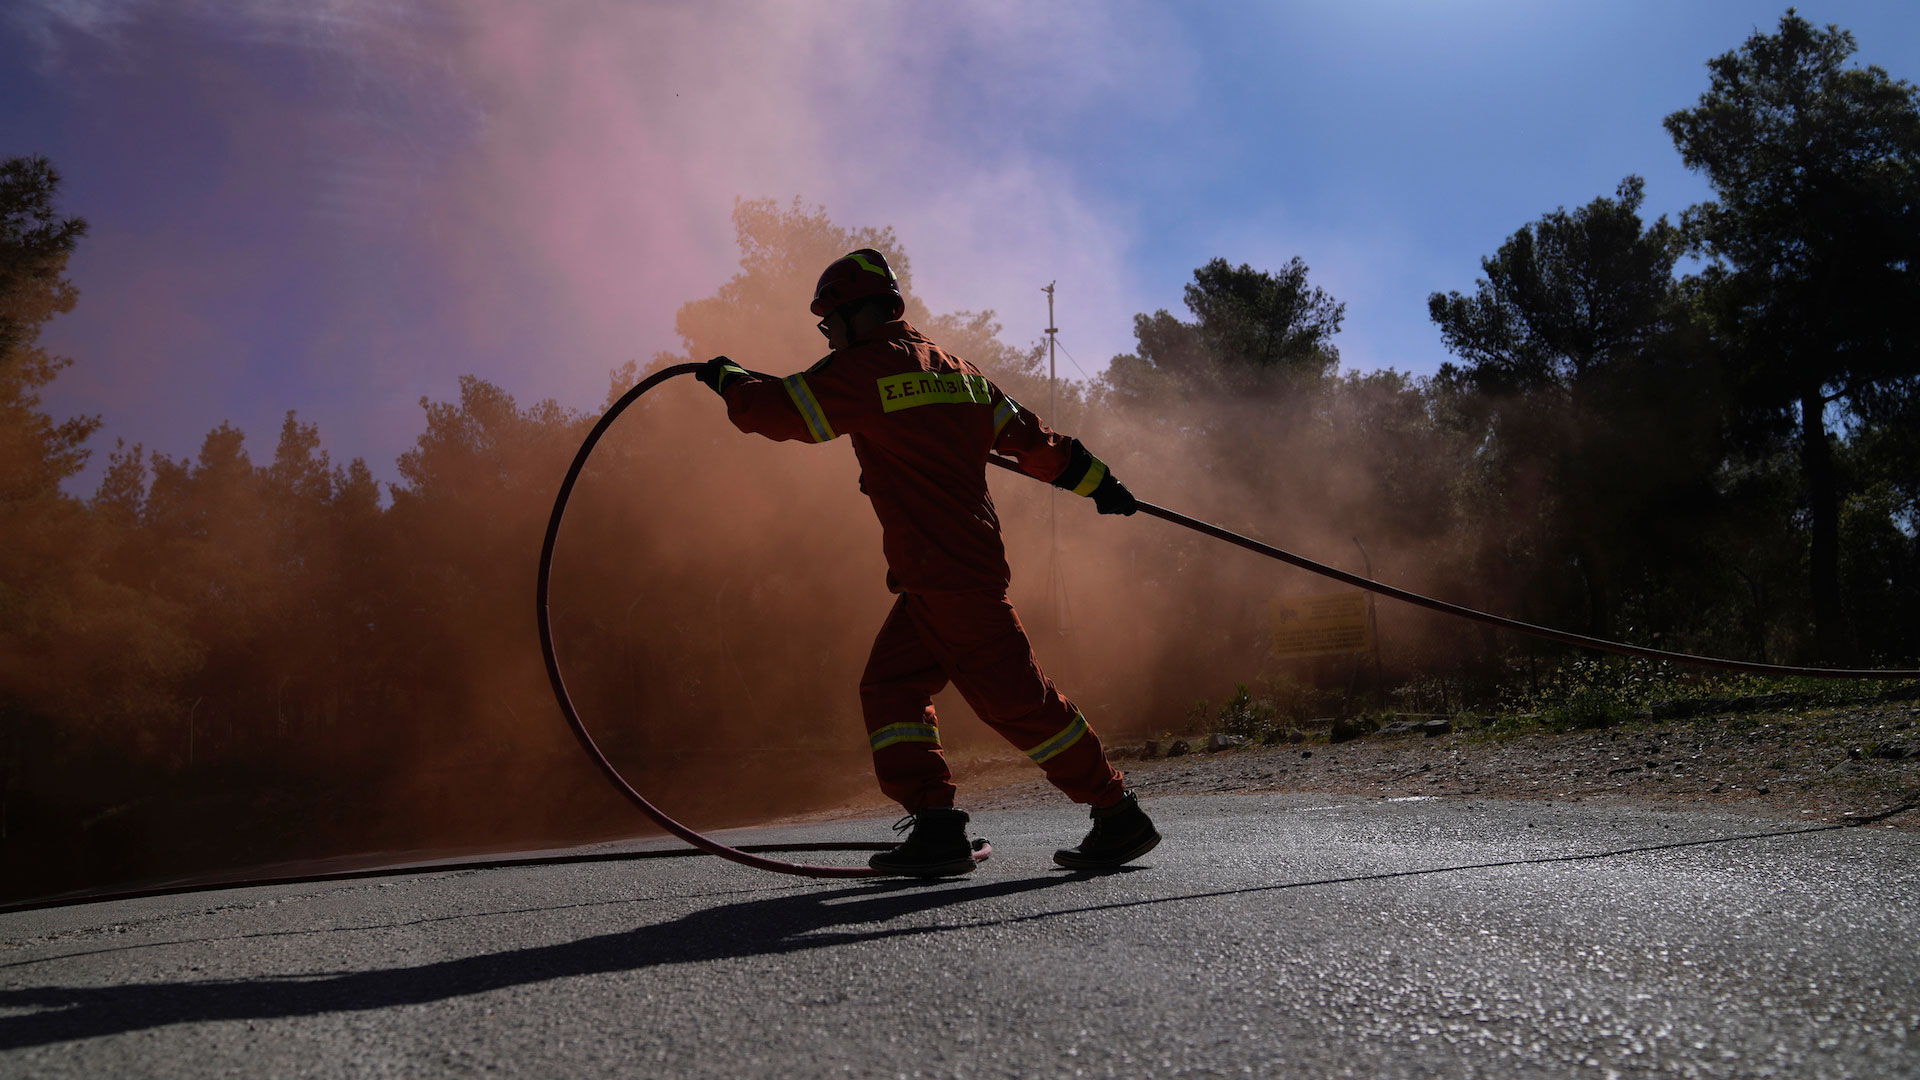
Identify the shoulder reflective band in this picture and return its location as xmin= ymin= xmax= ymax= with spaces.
xmin=783 ymin=373 xmax=836 ymax=442
xmin=993 ymin=396 xmax=1019 ymax=436
xmin=1071 ymin=456 xmax=1108 ymax=497
xmin=876 ymin=371 xmax=993 ymax=413
xmin=869 ymin=721 xmax=942 ymax=752
xmin=1025 ymin=711 xmax=1088 ymax=764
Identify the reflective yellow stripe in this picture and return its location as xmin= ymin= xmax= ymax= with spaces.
xmin=783 ymin=374 xmax=836 ymax=442
xmin=846 ymin=252 xmax=895 ymax=279
xmin=993 ymin=396 xmax=1018 ymax=436
xmin=869 ymin=722 xmax=941 ymax=752
xmin=1026 ymin=712 xmax=1088 ymax=764
xmin=1071 ymin=457 xmax=1108 ymax=497
xmin=715 ymin=362 xmax=749 ymax=392
xmin=877 ymin=371 xmax=992 ymax=413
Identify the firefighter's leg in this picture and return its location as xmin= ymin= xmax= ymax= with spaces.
xmin=859 ymin=595 xmax=957 ymax=812
xmin=905 ymin=591 xmax=1125 ymax=807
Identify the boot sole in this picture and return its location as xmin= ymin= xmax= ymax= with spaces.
xmin=1051 ymin=829 xmax=1162 ymax=870
xmin=868 ymin=856 xmax=978 ymax=878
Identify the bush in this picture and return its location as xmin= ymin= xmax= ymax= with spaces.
xmin=1217 ymin=683 xmax=1278 ymax=740
xmin=1542 ymin=685 xmax=1628 ymax=731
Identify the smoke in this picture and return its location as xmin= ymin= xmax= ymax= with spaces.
xmin=416 ymin=0 xmax=1191 ymax=414
xmin=9 ymin=3 xmax=1492 ymax=893
xmin=20 ymin=0 xmax=1189 ymax=490
xmin=529 ymin=301 xmax=1486 ymax=846
xmin=312 ymin=2 xmax=1200 ymax=837
xmin=999 ymin=373 xmax=1483 ymax=740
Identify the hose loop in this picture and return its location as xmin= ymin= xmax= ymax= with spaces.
xmin=538 ymin=365 xmax=895 ymax=877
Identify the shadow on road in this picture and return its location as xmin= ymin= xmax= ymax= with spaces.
xmin=3 ymin=809 xmax=1909 ymax=1050
xmin=0 ymin=874 xmax=1078 ymax=1049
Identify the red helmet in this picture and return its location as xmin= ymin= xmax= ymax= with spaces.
xmin=811 ymin=248 xmax=904 ymax=318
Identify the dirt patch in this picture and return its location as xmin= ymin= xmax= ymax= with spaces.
xmin=798 ymin=700 xmax=1920 ymax=829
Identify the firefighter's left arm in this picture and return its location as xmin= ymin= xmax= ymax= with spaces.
xmin=990 ymin=391 xmax=1136 ymax=514
xmin=988 ymin=392 xmax=1072 ymax=479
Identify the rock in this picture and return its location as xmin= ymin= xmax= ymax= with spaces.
xmin=1377 ymin=721 xmax=1423 ymax=736
xmin=1871 ymin=743 xmax=1911 ymax=760
xmin=1142 ymin=739 xmax=1160 ymax=759
xmin=1299 ymin=750 xmax=1313 ymax=759
xmin=1727 ymin=691 xmax=1806 ymax=713
xmin=1329 ymin=716 xmax=1378 ymax=743
xmin=1206 ymin=733 xmax=1248 ymax=752
xmin=1165 ymin=739 xmax=1191 ymax=758
xmin=1287 ymin=728 xmax=1306 ymax=743
xmin=1422 ymin=719 xmax=1453 ymax=737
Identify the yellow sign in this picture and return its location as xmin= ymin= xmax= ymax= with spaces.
xmin=1271 ymin=592 xmax=1371 ymax=658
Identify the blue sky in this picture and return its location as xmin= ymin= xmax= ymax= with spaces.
xmin=6 ymin=1 xmax=1918 ymax=489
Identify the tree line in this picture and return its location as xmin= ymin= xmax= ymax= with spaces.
xmin=2 ymin=11 xmax=1914 ymax=898
xmin=1094 ymin=11 xmax=1917 ymax=671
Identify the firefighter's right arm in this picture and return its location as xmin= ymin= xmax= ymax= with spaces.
xmin=700 ymin=354 xmax=855 ymax=445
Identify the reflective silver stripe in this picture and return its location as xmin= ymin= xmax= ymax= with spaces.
xmin=1026 ymin=712 xmax=1088 ymax=764
xmin=783 ymin=374 xmax=836 ymax=443
xmin=870 ymin=722 xmax=941 ymax=752
xmin=993 ymin=396 xmax=1019 ymax=437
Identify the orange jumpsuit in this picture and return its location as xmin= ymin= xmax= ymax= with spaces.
xmin=719 ymin=321 xmax=1125 ymax=811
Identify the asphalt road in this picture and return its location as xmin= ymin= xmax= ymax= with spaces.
xmin=2 ymin=794 xmax=1917 ymax=1078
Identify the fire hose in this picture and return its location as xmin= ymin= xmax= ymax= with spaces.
xmin=7 ymin=364 xmax=1912 ymax=913
xmin=537 ymin=365 xmax=1920 ymax=882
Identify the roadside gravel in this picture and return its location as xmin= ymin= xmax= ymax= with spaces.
xmin=909 ymin=700 xmax=1920 ymax=830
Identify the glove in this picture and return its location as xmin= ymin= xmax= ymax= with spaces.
xmin=1091 ymin=472 xmax=1138 ymax=516
xmin=695 ymin=355 xmax=749 ymax=394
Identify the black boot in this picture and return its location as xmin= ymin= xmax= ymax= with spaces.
xmin=1053 ymin=791 xmax=1160 ymax=870
xmin=868 ymin=807 xmax=976 ymax=877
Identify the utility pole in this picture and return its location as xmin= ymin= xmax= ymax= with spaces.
xmin=1042 ymin=282 xmax=1071 ymax=634
xmin=1353 ymin=537 xmax=1384 ymax=709
xmin=1044 ymin=282 xmax=1057 ymax=425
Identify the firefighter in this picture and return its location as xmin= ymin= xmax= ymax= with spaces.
xmin=693 ymin=248 xmax=1160 ymax=877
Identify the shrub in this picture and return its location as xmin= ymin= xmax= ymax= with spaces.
xmin=1217 ymin=683 xmax=1278 ymax=739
